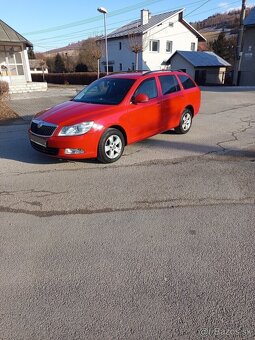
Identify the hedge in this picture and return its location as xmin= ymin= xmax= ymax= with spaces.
xmin=31 ymin=72 xmax=107 ymax=85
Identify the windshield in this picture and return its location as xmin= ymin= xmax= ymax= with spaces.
xmin=73 ymin=77 xmax=136 ymax=105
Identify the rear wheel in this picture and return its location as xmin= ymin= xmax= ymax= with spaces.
xmin=175 ymin=108 xmax=192 ymax=134
xmin=97 ymin=128 xmax=125 ymax=163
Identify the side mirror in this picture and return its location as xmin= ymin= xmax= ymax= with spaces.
xmin=132 ymin=93 xmax=149 ymax=104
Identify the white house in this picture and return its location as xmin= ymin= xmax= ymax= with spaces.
xmin=100 ymin=8 xmax=206 ymax=72
xmin=0 ymin=19 xmax=47 ymax=93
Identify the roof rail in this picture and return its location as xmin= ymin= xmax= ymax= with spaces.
xmin=109 ymin=70 xmax=148 ymax=75
xmin=142 ymin=69 xmax=172 ymax=76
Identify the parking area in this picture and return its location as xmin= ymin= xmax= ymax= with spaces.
xmin=0 ymin=87 xmax=255 ymax=339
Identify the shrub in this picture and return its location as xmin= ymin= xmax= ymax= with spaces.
xmin=31 ymin=72 xmax=107 ymax=85
xmin=0 ymin=81 xmax=9 ymax=96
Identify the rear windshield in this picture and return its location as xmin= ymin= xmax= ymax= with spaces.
xmin=73 ymin=78 xmax=136 ymax=105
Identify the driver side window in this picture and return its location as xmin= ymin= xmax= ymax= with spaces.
xmin=134 ymin=78 xmax=158 ymax=99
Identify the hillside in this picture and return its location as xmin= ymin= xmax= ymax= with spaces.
xmin=42 ymin=7 xmax=253 ymax=55
xmin=192 ymin=7 xmax=253 ymax=43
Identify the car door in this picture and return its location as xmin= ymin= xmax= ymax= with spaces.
xmin=126 ymin=77 xmax=163 ymax=143
xmin=158 ymin=74 xmax=184 ymax=130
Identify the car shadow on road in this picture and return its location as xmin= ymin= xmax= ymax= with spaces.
xmin=201 ymin=86 xmax=255 ymax=93
xmin=136 ymin=136 xmax=255 ymax=159
xmin=0 ymin=122 xmax=254 ymax=165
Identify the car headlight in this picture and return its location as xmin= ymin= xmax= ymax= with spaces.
xmin=58 ymin=121 xmax=94 ymax=136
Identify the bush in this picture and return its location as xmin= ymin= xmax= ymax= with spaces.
xmin=0 ymin=81 xmax=9 ymax=96
xmin=0 ymin=81 xmax=17 ymax=121
xmin=31 ymin=72 xmax=107 ymax=85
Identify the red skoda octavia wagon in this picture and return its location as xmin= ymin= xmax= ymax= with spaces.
xmin=29 ymin=71 xmax=201 ymax=163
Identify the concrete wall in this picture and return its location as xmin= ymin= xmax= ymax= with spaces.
xmin=169 ymin=55 xmax=195 ymax=78
xmin=206 ymin=67 xmax=226 ymax=85
xmin=239 ymin=27 xmax=255 ymax=86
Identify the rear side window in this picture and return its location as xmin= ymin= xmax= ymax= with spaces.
xmin=178 ymin=75 xmax=196 ymax=90
xmin=134 ymin=77 xmax=158 ymax=99
xmin=159 ymin=75 xmax=180 ymax=95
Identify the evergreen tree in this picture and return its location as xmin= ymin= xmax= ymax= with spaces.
xmin=209 ymin=32 xmax=229 ymax=60
xmin=75 ymin=63 xmax=88 ymax=72
xmin=209 ymin=31 xmax=237 ymax=67
xmin=54 ymin=53 xmax=66 ymax=73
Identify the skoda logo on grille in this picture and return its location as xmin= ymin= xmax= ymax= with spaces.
xmin=37 ymin=121 xmax=43 ymax=129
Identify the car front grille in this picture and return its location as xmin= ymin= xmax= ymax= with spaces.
xmin=31 ymin=120 xmax=57 ymax=136
xmin=30 ymin=141 xmax=59 ymax=156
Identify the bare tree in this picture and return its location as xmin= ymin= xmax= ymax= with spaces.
xmin=78 ymin=37 xmax=104 ymax=74
xmin=128 ymin=33 xmax=149 ymax=71
xmin=92 ymin=40 xmax=104 ymax=78
xmin=128 ymin=33 xmax=143 ymax=71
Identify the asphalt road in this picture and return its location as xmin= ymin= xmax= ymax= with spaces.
xmin=0 ymin=88 xmax=255 ymax=339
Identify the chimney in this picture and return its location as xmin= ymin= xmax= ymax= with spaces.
xmin=141 ymin=9 xmax=150 ymax=25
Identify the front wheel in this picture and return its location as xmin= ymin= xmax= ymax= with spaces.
xmin=175 ymin=109 xmax=193 ymax=134
xmin=97 ymin=128 xmax=125 ymax=163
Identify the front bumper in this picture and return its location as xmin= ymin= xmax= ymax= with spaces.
xmin=29 ymin=131 xmax=100 ymax=159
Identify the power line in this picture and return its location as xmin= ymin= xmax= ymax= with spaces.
xmin=32 ymin=0 xmax=241 ymax=51
xmin=32 ymin=0 xmax=209 ymax=44
xmin=23 ymin=0 xmax=166 ymax=35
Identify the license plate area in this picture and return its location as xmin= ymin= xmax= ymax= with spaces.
xmin=30 ymin=134 xmax=47 ymax=147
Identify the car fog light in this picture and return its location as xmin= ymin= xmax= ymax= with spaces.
xmin=64 ymin=148 xmax=84 ymax=154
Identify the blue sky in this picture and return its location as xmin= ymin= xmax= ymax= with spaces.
xmin=2 ymin=0 xmax=254 ymax=51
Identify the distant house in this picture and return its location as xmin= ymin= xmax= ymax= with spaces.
xmin=0 ymin=19 xmax=47 ymax=93
xmin=29 ymin=59 xmax=48 ymax=74
xmin=167 ymin=50 xmax=231 ymax=85
xmin=99 ymin=8 xmax=206 ymax=72
xmin=239 ymin=7 xmax=255 ymax=86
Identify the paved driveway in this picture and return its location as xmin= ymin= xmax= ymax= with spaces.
xmin=0 ymin=87 xmax=255 ymax=339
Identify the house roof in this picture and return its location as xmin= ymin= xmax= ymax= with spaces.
xmin=168 ymin=51 xmax=231 ymax=67
xmin=244 ymin=7 xmax=255 ymax=26
xmin=107 ymin=9 xmax=206 ymax=42
xmin=0 ymin=19 xmax=33 ymax=47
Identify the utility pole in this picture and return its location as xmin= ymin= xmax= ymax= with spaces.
xmin=233 ymin=0 xmax=246 ymax=86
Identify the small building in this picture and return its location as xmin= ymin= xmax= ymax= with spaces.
xmin=99 ymin=8 xmax=205 ymax=72
xmin=29 ymin=59 xmax=48 ymax=74
xmin=167 ymin=50 xmax=231 ymax=85
xmin=0 ymin=19 xmax=47 ymax=93
xmin=239 ymin=7 xmax=255 ymax=86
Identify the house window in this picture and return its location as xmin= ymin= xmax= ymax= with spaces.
xmin=149 ymin=40 xmax=160 ymax=52
xmin=166 ymin=41 xmax=173 ymax=53
xmin=119 ymin=42 xmax=122 ymax=50
xmin=191 ymin=43 xmax=196 ymax=51
xmin=119 ymin=63 xmax=123 ymax=71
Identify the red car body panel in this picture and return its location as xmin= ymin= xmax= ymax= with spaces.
xmin=29 ymin=71 xmax=201 ymax=160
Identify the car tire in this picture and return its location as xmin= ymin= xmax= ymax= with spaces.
xmin=175 ymin=108 xmax=193 ymax=134
xmin=97 ymin=128 xmax=125 ymax=163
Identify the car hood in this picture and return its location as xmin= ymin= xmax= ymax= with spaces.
xmin=34 ymin=100 xmax=118 ymax=126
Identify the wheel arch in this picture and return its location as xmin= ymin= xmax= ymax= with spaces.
xmin=107 ymin=125 xmax=127 ymax=145
xmin=184 ymin=105 xmax=194 ymax=117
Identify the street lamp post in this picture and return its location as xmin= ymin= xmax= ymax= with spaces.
xmin=97 ymin=7 xmax=109 ymax=75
